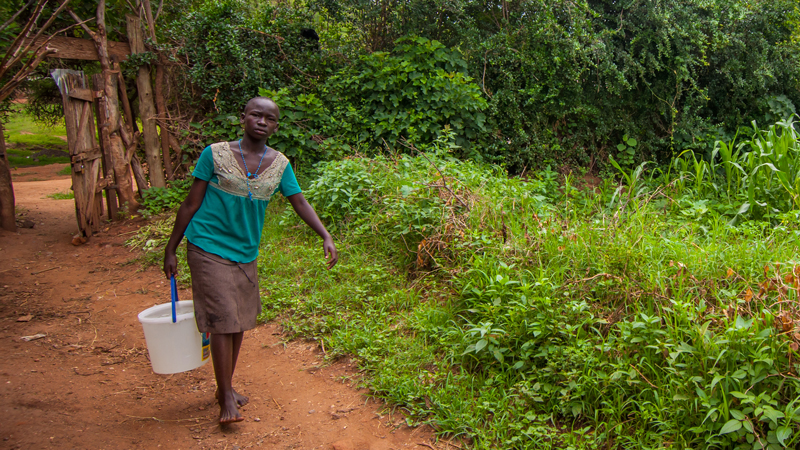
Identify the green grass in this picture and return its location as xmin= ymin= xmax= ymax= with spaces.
xmin=57 ymin=166 xmax=71 ymax=176
xmin=4 ymin=104 xmax=69 ymax=168
xmin=45 ymin=191 xmax=74 ymax=200
xmin=4 ymin=104 xmax=68 ymax=147
xmin=7 ymin=149 xmax=70 ymax=167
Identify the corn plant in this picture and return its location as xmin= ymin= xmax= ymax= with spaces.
xmin=670 ymin=118 xmax=800 ymax=222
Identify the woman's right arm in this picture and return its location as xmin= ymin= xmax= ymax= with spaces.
xmin=163 ymin=178 xmax=209 ymax=278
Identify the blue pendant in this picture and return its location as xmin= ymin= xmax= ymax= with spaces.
xmin=247 ymin=172 xmax=252 ymax=177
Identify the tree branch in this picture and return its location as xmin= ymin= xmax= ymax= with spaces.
xmin=0 ymin=0 xmax=71 ymax=84
xmin=0 ymin=0 xmax=36 ymax=34
xmin=66 ymin=8 xmax=96 ymax=39
xmin=0 ymin=0 xmax=47 ymax=72
xmin=154 ymin=0 xmax=164 ymax=22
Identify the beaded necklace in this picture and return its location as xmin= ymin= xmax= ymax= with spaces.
xmin=238 ymin=139 xmax=269 ymax=201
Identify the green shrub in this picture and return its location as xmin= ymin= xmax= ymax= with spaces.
xmin=327 ymin=36 xmax=487 ymax=151
xmin=140 ymin=178 xmax=192 ymax=217
xmin=260 ymin=36 xmax=488 ymax=162
xmin=165 ymin=0 xmax=326 ymax=115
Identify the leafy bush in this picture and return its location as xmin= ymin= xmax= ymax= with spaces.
xmin=140 ymin=178 xmax=192 ymax=217
xmin=260 ymin=36 xmax=488 ymax=162
xmin=327 ymin=36 xmax=487 ymax=150
xmin=324 ymin=0 xmax=800 ymax=170
xmin=164 ymin=0 xmax=327 ymax=115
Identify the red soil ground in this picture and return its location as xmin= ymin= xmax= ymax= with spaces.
xmin=0 ymin=164 xmax=452 ymax=450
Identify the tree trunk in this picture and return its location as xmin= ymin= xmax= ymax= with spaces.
xmin=112 ymin=60 xmax=145 ymax=199
xmin=126 ymin=15 xmax=165 ymax=188
xmin=0 ymin=123 xmax=17 ymax=232
xmin=94 ymin=1 xmax=139 ymax=211
xmin=168 ymin=132 xmax=183 ymax=178
xmin=154 ymin=64 xmax=173 ymax=180
xmin=141 ymin=0 xmax=174 ymax=182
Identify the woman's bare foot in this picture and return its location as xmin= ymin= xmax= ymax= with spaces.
xmin=218 ymin=391 xmax=244 ymax=424
xmin=215 ymin=388 xmax=249 ymax=407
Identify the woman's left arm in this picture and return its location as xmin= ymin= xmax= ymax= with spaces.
xmin=286 ymin=193 xmax=338 ymax=269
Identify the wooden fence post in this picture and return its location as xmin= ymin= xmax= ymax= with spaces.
xmin=126 ymin=14 xmax=165 ymax=188
xmin=67 ymin=3 xmax=140 ymax=212
xmin=92 ymin=73 xmax=119 ymax=220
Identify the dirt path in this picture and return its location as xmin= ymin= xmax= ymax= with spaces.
xmin=0 ymin=164 xmax=443 ymax=450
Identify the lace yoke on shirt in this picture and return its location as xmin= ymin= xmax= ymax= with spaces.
xmin=209 ymin=141 xmax=289 ymax=202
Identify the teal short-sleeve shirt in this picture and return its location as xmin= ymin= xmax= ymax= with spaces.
xmin=184 ymin=142 xmax=301 ymax=263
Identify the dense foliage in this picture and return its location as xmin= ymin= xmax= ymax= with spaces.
xmin=150 ymin=0 xmax=800 ymax=173
xmin=131 ymin=120 xmax=800 ymax=448
xmin=267 ymin=122 xmax=800 ymax=448
xmin=7 ymin=0 xmax=800 ymax=173
xmin=260 ymin=37 xmax=487 ymax=161
xmin=163 ymin=0 xmax=325 ymax=114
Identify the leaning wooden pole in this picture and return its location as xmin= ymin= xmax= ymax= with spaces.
xmin=126 ymin=14 xmax=165 ymax=188
xmin=97 ymin=11 xmax=140 ymax=211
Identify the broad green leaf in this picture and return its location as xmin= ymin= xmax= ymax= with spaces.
xmin=762 ymin=407 xmax=785 ymax=424
xmin=776 ymin=426 xmax=791 ymax=445
xmin=719 ymin=419 xmax=742 ymax=434
xmin=492 ymin=348 xmax=504 ymax=363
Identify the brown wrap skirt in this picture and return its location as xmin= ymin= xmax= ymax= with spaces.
xmin=186 ymin=242 xmax=261 ymax=334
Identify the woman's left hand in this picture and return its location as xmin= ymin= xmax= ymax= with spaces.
xmin=323 ymin=237 xmax=338 ymax=269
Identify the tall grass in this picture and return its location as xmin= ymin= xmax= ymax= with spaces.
xmin=129 ymin=125 xmax=800 ymax=449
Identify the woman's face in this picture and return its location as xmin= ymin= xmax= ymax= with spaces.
xmin=241 ymin=98 xmax=280 ymax=141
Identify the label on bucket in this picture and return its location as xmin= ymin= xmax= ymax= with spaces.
xmin=201 ymin=332 xmax=210 ymax=361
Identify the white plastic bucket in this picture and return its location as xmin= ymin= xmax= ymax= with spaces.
xmin=138 ymin=300 xmax=211 ymax=374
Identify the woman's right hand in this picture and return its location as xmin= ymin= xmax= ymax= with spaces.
xmin=164 ymin=251 xmax=177 ymax=278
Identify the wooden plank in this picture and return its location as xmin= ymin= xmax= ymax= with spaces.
xmin=92 ymin=75 xmax=119 ymax=220
xmin=94 ymin=177 xmax=116 ymax=193
xmin=68 ymin=88 xmax=101 ymax=102
xmin=53 ymin=70 xmax=104 ymax=238
xmin=26 ymin=35 xmax=130 ymax=62
xmin=54 ymin=71 xmax=92 ymax=235
xmin=75 ymin=102 xmax=93 ymax=150
xmin=71 ymin=147 xmax=102 ymax=163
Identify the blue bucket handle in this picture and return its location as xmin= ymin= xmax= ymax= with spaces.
xmin=170 ymin=274 xmax=178 ymax=323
